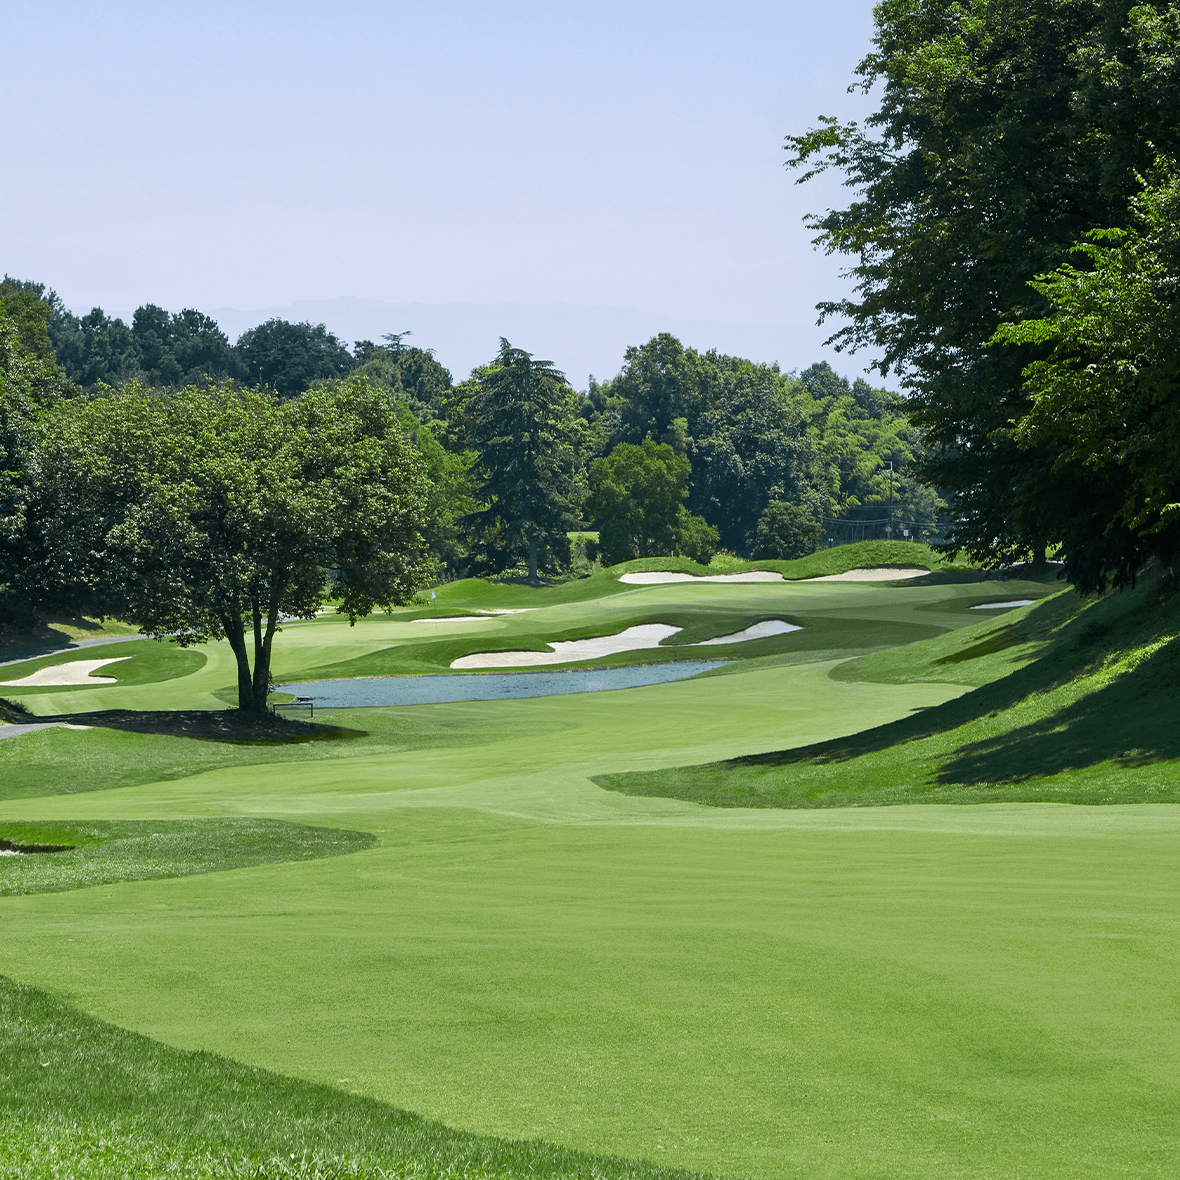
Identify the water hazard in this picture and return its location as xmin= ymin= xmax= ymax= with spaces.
xmin=279 ymin=660 xmax=729 ymax=708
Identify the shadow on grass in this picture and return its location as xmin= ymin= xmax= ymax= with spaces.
xmin=667 ymin=576 xmax=1180 ymax=785
xmin=938 ymin=638 xmax=1180 ymax=783
xmin=0 ymin=703 xmax=367 ymax=745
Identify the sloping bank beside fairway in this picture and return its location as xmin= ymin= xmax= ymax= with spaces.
xmin=2 ymin=567 xmax=1179 ymax=1180
xmin=598 ymin=574 xmax=1180 ymax=806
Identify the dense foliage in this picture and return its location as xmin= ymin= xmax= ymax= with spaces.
xmin=446 ymin=340 xmax=584 ymax=579
xmin=2 ymin=274 xmax=947 ymax=658
xmin=37 ymin=380 xmax=433 ymax=710
xmin=587 ymin=439 xmax=718 ymax=565
xmin=787 ymin=0 xmax=1180 ymax=587
xmin=995 ymin=162 xmax=1180 ymax=589
xmin=0 ymin=283 xmax=77 ymax=625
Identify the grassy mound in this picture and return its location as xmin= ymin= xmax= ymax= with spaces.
xmin=420 ymin=541 xmax=976 ymax=611
xmin=0 ymin=976 xmax=714 ymax=1180
xmin=596 ymin=575 xmax=1180 ymax=807
xmin=0 ymin=819 xmax=376 ymax=896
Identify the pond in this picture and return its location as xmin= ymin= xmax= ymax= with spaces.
xmin=278 ymin=660 xmax=729 ymax=708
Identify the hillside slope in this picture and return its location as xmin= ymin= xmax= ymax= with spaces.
xmin=598 ymin=573 xmax=1180 ymax=807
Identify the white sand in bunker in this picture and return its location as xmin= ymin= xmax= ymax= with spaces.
xmin=0 ymin=657 xmax=130 ymax=687
xmin=805 ymin=566 xmax=929 ymax=582
xmin=450 ymin=619 xmax=800 ymax=668
xmin=694 ymin=619 xmax=801 ymax=645
xmin=452 ymin=624 xmax=681 ymax=668
xmin=971 ymin=599 xmax=1035 ymax=610
xmin=618 ymin=570 xmax=784 ymax=584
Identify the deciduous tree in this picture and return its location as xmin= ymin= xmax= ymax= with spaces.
xmin=995 ymin=161 xmax=1180 ymax=590
xmin=234 ymin=319 xmax=354 ymax=398
xmin=40 ymin=379 xmax=433 ymax=711
xmin=786 ymin=0 xmax=1180 ymax=569
xmin=587 ymin=439 xmax=691 ymax=565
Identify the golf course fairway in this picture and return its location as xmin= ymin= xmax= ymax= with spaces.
xmin=2 ymin=565 xmax=1177 ymax=1179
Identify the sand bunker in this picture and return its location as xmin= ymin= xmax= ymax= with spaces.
xmin=618 ymin=570 xmax=784 ymax=585
xmin=805 ymin=566 xmax=929 ymax=582
xmin=970 ymin=599 xmax=1035 ymax=610
xmin=0 ymin=657 xmax=130 ymax=687
xmin=694 ymin=620 xmax=801 ymax=645
xmin=452 ymin=624 xmax=681 ymax=668
xmin=451 ymin=619 xmax=800 ymax=668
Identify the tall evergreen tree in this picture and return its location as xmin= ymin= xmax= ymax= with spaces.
xmin=448 ymin=339 xmax=584 ymax=580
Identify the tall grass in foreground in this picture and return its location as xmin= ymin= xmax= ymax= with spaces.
xmin=0 ymin=978 xmax=716 ymax=1180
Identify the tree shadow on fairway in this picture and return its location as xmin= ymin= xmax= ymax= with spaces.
xmin=622 ymin=575 xmax=1180 ymax=792
xmin=936 ymin=635 xmax=1180 ymax=783
xmin=716 ymin=594 xmax=1100 ymax=771
xmin=0 ymin=704 xmax=367 ymax=746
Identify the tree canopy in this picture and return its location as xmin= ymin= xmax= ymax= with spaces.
xmin=786 ymin=0 xmax=1180 ymax=575
xmin=587 ymin=439 xmax=691 ymax=565
xmin=235 ymin=319 xmax=354 ymax=398
xmin=0 ymin=294 xmax=77 ymax=625
xmin=994 ymin=161 xmax=1180 ymax=590
xmin=448 ymin=340 xmax=584 ymax=580
xmin=39 ymin=379 xmax=433 ymax=710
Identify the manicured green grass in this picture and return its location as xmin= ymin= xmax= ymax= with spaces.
xmin=3 ymin=568 xmax=1178 ymax=1179
xmin=599 ymin=576 xmax=1180 ymax=808
xmin=0 ymin=638 xmax=204 ymax=698
xmin=0 ymin=976 xmax=714 ymax=1180
xmin=0 ymin=818 xmax=375 ymax=895
xmin=0 ymin=708 xmax=537 ymax=802
xmin=7 ymin=569 xmax=1036 ymax=717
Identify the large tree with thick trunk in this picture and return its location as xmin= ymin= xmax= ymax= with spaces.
xmin=40 ymin=378 xmax=433 ymax=711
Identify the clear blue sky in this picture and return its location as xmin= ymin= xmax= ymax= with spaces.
xmin=5 ymin=1 xmax=881 ymax=371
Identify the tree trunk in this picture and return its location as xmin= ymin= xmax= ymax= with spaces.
xmin=249 ymin=593 xmax=283 ymax=712
xmin=221 ymin=586 xmax=284 ymax=713
xmin=221 ymin=611 xmax=256 ymax=712
xmin=528 ymin=537 xmax=538 ymax=581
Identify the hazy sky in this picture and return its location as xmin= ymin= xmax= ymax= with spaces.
xmin=6 ymin=1 xmax=881 ymax=368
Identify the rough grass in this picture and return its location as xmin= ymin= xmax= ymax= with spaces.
xmin=0 ymin=819 xmax=376 ymax=895
xmin=597 ymin=576 xmax=1180 ymax=808
xmin=423 ymin=541 xmax=971 ymax=611
xmin=0 ymin=708 xmax=535 ymax=802
xmin=0 ymin=977 xmax=715 ymax=1180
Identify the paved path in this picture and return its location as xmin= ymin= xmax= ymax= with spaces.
xmin=0 ymin=722 xmax=60 ymax=741
xmin=0 ymin=633 xmax=147 ymax=670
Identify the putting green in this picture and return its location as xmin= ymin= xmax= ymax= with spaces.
xmin=6 ymin=575 xmax=1170 ymax=1180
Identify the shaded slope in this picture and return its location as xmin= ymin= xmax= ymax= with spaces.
xmin=597 ymin=575 xmax=1180 ymax=807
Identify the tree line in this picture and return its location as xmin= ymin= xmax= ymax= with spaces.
xmin=0 ymin=279 xmax=939 ymax=709
xmin=2 ymin=277 xmax=941 ymax=571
